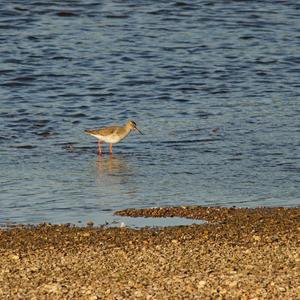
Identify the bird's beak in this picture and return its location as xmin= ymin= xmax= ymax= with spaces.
xmin=135 ymin=126 xmax=143 ymax=134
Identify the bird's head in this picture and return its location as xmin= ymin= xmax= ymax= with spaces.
xmin=127 ymin=120 xmax=143 ymax=134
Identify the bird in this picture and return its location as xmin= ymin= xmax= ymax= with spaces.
xmin=84 ymin=120 xmax=142 ymax=155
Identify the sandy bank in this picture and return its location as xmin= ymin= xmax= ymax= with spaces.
xmin=0 ymin=207 xmax=299 ymax=299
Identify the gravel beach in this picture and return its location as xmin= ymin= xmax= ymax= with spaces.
xmin=0 ymin=207 xmax=299 ymax=299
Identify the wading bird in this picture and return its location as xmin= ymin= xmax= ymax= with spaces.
xmin=85 ymin=120 xmax=142 ymax=155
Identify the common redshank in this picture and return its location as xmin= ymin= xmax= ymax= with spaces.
xmin=84 ymin=120 xmax=142 ymax=155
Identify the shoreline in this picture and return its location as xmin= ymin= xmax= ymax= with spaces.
xmin=0 ymin=206 xmax=299 ymax=299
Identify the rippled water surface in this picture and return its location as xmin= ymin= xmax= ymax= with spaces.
xmin=1 ymin=1 xmax=300 ymax=225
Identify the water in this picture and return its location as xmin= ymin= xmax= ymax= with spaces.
xmin=106 ymin=216 xmax=205 ymax=229
xmin=0 ymin=1 xmax=299 ymax=226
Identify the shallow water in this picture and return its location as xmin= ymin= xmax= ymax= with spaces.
xmin=0 ymin=1 xmax=300 ymax=225
xmin=106 ymin=216 xmax=205 ymax=229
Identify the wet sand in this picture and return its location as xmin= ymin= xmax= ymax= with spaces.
xmin=0 ymin=207 xmax=299 ymax=299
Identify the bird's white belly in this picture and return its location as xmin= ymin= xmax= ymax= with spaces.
xmin=93 ymin=133 xmax=122 ymax=144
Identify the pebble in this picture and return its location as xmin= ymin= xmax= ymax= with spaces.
xmin=197 ymin=280 xmax=206 ymax=288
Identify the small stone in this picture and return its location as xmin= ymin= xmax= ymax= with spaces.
xmin=271 ymin=235 xmax=279 ymax=242
xmin=134 ymin=290 xmax=143 ymax=297
xmin=197 ymin=280 xmax=206 ymax=288
xmin=9 ymin=254 xmax=20 ymax=260
xmin=29 ymin=267 xmax=39 ymax=272
xmin=43 ymin=283 xmax=61 ymax=293
xmin=120 ymin=222 xmax=126 ymax=228
xmin=253 ymin=235 xmax=261 ymax=241
xmin=228 ymin=281 xmax=238 ymax=288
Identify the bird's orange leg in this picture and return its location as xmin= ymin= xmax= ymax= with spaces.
xmin=98 ymin=140 xmax=103 ymax=156
xmin=109 ymin=144 xmax=113 ymax=155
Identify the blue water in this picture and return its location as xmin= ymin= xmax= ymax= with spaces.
xmin=0 ymin=1 xmax=299 ymax=226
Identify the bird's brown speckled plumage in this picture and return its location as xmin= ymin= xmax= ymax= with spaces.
xmin=85 ymin=120 xmax=142 ymax=155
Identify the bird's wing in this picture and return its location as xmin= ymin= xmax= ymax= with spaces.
xmin=86 ymin=126 xmax=120 ymax=136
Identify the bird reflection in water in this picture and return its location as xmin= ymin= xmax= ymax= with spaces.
xmin=94 ymin=155 xmax=138 ymax=198
xmin=95 ymin=155 xmax=129 ymax=176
